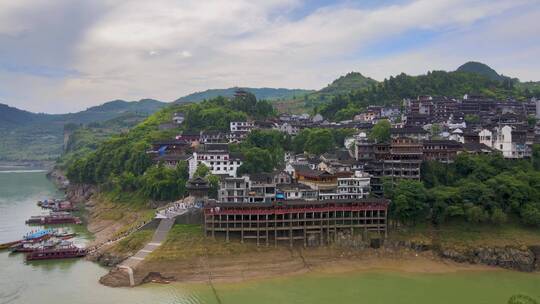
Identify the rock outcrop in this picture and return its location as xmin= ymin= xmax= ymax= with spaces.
xmin=438 ymin=246 xmax=537 ymax=272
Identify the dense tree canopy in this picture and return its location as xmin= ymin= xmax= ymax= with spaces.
xmin=291 ymin=128 xmax=356 ymax=154
xmin=389 ymin=153 xmax=540 ymax=227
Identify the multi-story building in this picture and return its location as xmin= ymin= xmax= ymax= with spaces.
xmin=230 ymin=121 xmax=255 ymax=133
xmin=189 ymin=144 xmax=243 ymax=177
xmin=479 ymin=125 xmax=530 ymax=158
xmin=218 ymin=174 xmax=276 ymax=203
xmin=276 ymin=183 xmax=318 ymax=201
xmin=319 ymin=171 xmax=371 ymax=200
xmin=422 ymin=140 xmax=463 ymax=163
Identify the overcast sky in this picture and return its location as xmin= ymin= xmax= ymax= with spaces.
xmin=1 ymin=0 xmax=539 ymax=113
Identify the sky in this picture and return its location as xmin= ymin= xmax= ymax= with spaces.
xmin=0 ymin=0 xmax=539 ymax=113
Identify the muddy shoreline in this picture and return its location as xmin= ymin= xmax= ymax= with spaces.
xmin=101 ymin=247 xmax=501 ymax=287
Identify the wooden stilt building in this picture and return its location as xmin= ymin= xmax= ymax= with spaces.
xmin=204 ymin=198 xmax=389 ymax=246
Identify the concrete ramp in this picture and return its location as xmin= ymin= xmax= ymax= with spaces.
xmin=117 ymin=218 xmax=175 ymax=285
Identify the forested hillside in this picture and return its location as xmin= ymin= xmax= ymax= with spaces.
xmin=0 ymin=99 xmax=166 ymax=161
xmin=66 ymin=93 xmax=277 ymax=201
xmin=318 ymin=70 xmax=539 ymax=121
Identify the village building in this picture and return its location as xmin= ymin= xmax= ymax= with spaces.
xmin=319 ymin=171 xmax=371 ymax=201
xmin=203 ymin=198 xmax=389 ymax=246
xmin=230 ymin=121 xmax=255 ymax=133
xmin=422 ymin=140 xmax=463 ymax=163
xmin=188 ymin=143 xmax=243 ymax=177
xmin=172 ymin=112 xmax=185 ymax=124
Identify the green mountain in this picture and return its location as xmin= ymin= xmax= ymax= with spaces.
xmin=319 ymin=67 xmax=540 ymax=121
xmin=174 ymin=87 xmax=313 ymax=103
xmin=274 ymin=72 xmax=378 ymax=113
xmin=318 ymin=72 xmax=378 ymax=96
xmin=456 ymin=61 xmax=511 ymax=82
xmin=0 ymin=99 xmax=167 ymax=161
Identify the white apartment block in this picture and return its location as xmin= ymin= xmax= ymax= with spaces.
xmin=318 ymin=172 xmax=371 ymax=200
xmin=230 ymin=121 xmax=254 ymax=133
xmin=188 ymin=147 xmax=243 ymax=177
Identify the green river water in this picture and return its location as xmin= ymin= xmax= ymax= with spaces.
xmin=1 ymin=171 xmax=539 ymax=304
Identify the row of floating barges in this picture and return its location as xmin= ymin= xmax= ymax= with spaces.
xmin=0 ymin=198 xmax=87 ymax=261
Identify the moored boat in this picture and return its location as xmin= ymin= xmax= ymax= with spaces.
xmin=1 ymin=229 xmax=54 ymax=250
xmin=26 ymin=212 xmax=82 ymax=225
xmin=10 ymin=238 xmax=60 ymax=253
xmin=0 ymin=240 xmax=20 ymax=250
xmin=26 ymin=243 xmax=86 ymax=261
xmin=52 ymin=228 xmax=77 ymax=240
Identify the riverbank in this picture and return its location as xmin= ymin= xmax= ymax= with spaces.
xmin=102 ymin=242 xmax=500 ymax=287
xmin=52 ymin=171 xmax=540 ymax=288
xmin=98 ymin=222 xmax=540 ymax=287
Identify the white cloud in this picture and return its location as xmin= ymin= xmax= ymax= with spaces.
xmin=0 ymin=0 xmax=539 ymax=113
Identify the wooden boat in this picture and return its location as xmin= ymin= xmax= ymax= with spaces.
xmin=0 ymin=241 xmax=20 ymax=250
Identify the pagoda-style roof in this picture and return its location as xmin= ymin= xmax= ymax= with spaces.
xmin=186 ymin=176 xmax=210 ymax=190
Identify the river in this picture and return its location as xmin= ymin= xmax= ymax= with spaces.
xmin=1 ymin=171 xmax=539 ymax=304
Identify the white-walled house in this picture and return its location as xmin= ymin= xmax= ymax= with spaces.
xmin=188 ymin=144 xmax=243 ymax=177
xmin=230 ymin=121 xmax=254 ymax=133
xmin=478 ymin=125 xmax=529 ymax=159
xmin=478 ymin=129 xmax=493 ymax=148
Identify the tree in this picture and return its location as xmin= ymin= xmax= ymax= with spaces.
xmin=391 ymin=180 xmax=429 ymax=225
xmin=194 ymin=163 xmax=211 ymax=178
xmin=430 ymin=123 xmax=442 ymax=138
xmin=527 ymin=116 xmax=537 ymax=128
xmin=532 ymin=144 xmax=540 ymax=171
xmin=464 ymin=114 xmax=480 ymax=124
xmin=521 ymin=203 xmax=540 ymax=227
xmin=237 ymin=147 xmax=274 ymax=174
xmin=464 ymin=204 xmax=489 ymax=223
xmin=305 ymin=129 xmax=334 ymax=154
xmin=369 ymin=120 xmax=391 ymax=143
xmin=491 ymin=208 xmax=508 ymax=225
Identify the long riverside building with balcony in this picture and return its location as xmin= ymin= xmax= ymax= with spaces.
xmin=204 ymin=198 xmax=389 ymax=246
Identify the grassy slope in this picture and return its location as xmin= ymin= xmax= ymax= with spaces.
xmin=148 ymin=224 xmax=271 ymax=261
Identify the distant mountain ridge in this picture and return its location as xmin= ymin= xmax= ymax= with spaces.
xmin=175 ymin=87 xmax=313 ymax=103
xmin=456 ymin=61 xmax=512 ymax=82
xmin=0 ymin=99 xmax=167 ymax=161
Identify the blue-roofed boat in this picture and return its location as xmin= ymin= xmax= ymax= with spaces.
xmin=0 ymin=229 xmax=54 ymax=250
xmin=23 ymin=229 xmax=54 ymax=242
